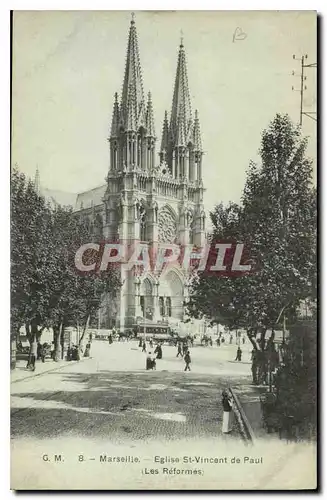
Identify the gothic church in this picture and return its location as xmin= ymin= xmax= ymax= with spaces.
xmin=75 ymin=16 xmax=206 ymax=332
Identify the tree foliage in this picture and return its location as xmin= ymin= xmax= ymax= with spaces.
xmin=11 ymin=166 xmax=121 ymax=359
xmin=188 ymin=114 xmax=317 ymax=347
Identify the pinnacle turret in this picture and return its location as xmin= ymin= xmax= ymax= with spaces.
xmin=110 ymin=92 xmax=120 ymax=137
xmin=160 ymin=110 xmax=169 ymax=152
xmin=193 ymin=109 xmax=202 ymax=151
xmin=145 ymin=92 xmax=155 ymax=137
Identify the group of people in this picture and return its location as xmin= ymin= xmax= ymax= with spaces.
xmin=215 ymin=332 xmax=246 ymax=347
xmin=138 ymin=338 xmax=163 ymax=370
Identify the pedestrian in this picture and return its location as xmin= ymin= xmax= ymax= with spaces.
xmin=222 ymin=389 xmax=233 ymax=433
xmin=235 ymin=346 xmax=242 ymax=361
xmin=149 ymin=338 xmax=153 ymax=349
xmin=176 ymin=342 xmax=183 ymax=358
xmin=242 ymin=335 xmax=245 ymax=345
xmin=251 ymin=349 xmax=258 ymax=384
xmin=209 ymin=337 xmax=213 ymax=347
xmin=37 ymin=342 xmax=42 ymax=361
xmin=142 ymin=340 xmax=146 ymax=353
xmin=27 ymin=341 xmax=37 ymax=371
xmin=229 ymin=335 xmax=233 ymax=344
xmin=216 ymin=337 xmax=220 ymax=347
xmin=40 ymin=343 xmax=45 ymax=363
xmin=84 ymin=342 xmax=91 ymax=357
xmin=182 ymin=342 xmax=188 ymax=355
xmin=221 ymin=336 xmax=225 ymax=344
xmin=154 ymin=343 xmax=162 ymax=360
xmin=138 ymin=337 xmax=142 ymax=348
xmin=146 ymin=351 xmax=156 ymax=370
xmin=67 ymin=344 xmax=72 ymax=361
xmin=184 ymin=350 xmax=191 ymax=371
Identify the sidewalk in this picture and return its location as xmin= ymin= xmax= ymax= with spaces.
xmin=233 ymin=384 xmax=279 ymax=440
xmin=11 ymin=357 xmax=91 ymax=383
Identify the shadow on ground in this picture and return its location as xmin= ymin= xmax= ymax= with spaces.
xmin=11 ymin=370 xmax=250 ymax=442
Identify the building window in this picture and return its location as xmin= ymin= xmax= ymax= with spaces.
xmin=159 ymin=297 xmax=165 ymax=317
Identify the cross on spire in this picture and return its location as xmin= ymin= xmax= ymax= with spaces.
xmin=180 ymin=29 xmax=184 ymax=47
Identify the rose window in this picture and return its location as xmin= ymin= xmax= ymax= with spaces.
xmin=158 ymin=208 xmax=177 ymax=243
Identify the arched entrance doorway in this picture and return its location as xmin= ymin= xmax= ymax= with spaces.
xmin=140 ymin=277 xmax=154 ymax=320
xmin=158 ymin=269 xmax=184 ymax=321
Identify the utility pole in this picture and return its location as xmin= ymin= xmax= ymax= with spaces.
xmin=292 ymin=54 xmax=317 ymax=126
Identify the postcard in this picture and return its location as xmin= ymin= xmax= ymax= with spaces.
xmin=11 ymin=10 xmax=317 ymax=490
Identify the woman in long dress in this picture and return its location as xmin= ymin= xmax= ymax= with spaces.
xmin=222 ymin=390 xmax=233 ymax=433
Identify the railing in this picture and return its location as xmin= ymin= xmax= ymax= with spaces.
xmin=229 ymin=387 xmax=256 ymax=445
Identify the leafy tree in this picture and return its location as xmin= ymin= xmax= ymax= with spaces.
xmin=11 ymin=167 xmax=55 ymax=363
xmin=48 ymin=206 xmax=120 ymax=359
xmin=11 ymin=166 xmax=121 ymax=364
xmin=188 ymin=114 xmax=316 ymax=380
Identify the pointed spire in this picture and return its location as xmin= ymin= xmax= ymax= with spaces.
xmin=34 ymin=167 xmax=40 ymax=195
xmin=120 ymin=15 xmax=145 ymax=130
xmin=145 ymin=92 xmax=155 ymax=137
xmin=175 ymin=104 xmax=186 ymax=146
xmin=160 ymin=110 xmax=169 ymax=152
xmin=126 ymin=85 xmax=136 ymax=130
xmin=169 ymin=38 xmax=192 ymax=145
xmin=110 ymin=92 xmax=120 ymax=137
xmin=193 ymin=109 xmax=202 ymax=151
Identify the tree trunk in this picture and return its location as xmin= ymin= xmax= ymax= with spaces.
xmin=26 ymin=321 xmax=38 ymax=369
xmin=247 ymin=328 xmax=258 ymax=350
xmin=60 ymin=322 xmax=65 ymax=360
xmin=53 ymin=323 xmax=62 ymax=362
xmin=78 ymin=314 xmax=90 ymax=350
xmin=10 ymin=322 xmax=21 ymax=370
xmin=10 ymin=334 xmax=17 ymax=370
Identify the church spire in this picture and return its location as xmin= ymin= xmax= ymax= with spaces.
xmin=145 ymin=91 xmax=155 ymax=137
xmin=120 ymin=14 xmax=145 ymax=130
xmin=175 ymin=104 xmax=186 ymax=147
xmin=169 ymin=38 xmax=193 ymax=146
xmin=126 ymin=85 xmax=136 ymax=131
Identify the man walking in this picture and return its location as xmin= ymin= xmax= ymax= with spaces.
xmin=184 ymin=350 xmax=191 ymax=371
xmin=176 ymin=342 xmax=183 ymax=358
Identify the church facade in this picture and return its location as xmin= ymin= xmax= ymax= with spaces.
xmin=75 ymin=17 xmax=206 ymax=332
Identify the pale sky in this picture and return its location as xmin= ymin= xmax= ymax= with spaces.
xmin=12 ymin=10 xmax=317 ymax=213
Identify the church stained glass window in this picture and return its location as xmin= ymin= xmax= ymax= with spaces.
xmin=158 ymin=207 xmax=177 ymax=243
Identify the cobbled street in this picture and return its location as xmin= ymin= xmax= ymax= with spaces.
xmin=11 ymin=340 xmax=315 ymax=489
